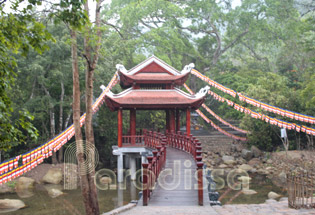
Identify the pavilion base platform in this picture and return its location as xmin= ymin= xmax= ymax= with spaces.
xmin=112 ymin=146 xmax=151 ymax=183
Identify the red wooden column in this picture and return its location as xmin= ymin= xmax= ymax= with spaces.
xmin=175 ymin=109 xmax=180 ymax=132
xmin=170 ymin=109 xmax=175 ymax=133
xmin=130 ymin=109 xmax=136 ymax=145
xmin=118 ymin=108 xmax=123 ymax=147
xmin=186 ymin=108 xmax=191 ymax=136
xmin=197 ymin=162 xmax=204 ymax=206
xmin=165 ymin=110 xmax=170 ymax=133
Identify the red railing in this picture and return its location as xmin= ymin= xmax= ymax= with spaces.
xmin=122 ymin=135 xmax=144 ymax=146
xmin=166 ymin=131 xmax=204 ymax=206
xmin=141 ymin=130 xmax=167 ymax=206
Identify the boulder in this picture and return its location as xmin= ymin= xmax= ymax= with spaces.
xmin=238 ymin=176 xmax=252 ymax=182
xmin=0 ymin=199 xmax=25 ymax=213
xmin=248 ymin=158 xmax=261 ymax=167
xmin=0 ymin=183 xmax=15 ymax=194
xmin=213 ymin=157 xmax=223 ymax=166
xmin=242 ymin=189 xmax=257 ymax=195
xmin=218 ymin=164 xmax=228 ymax=168
xmin=250 ymin=145 xmax=262 ymax=158
xmin=222 ymin=155 xmax=235 ymax=165
xmin=48 ymin=188 xmax=64 ymax=198
xmin=266 ymin=159 xmax=273 ymax=164
xmin=43 ymin=184 xmax=64 ymax=198
xmin=278 ymin=171 xmax=287 ymax=184
xmin=238 ymin=164 xmax=253 ymax=172
xmin=42 ymin=168 xmax=63 ymax=184
xmin=100 ymin=177 xmax=112 ymax=185
xmin=15 ymin=177 xmax=35 ymax=191
xmin=241 ymin=149 xmax=253 ymax=161
xmin=268 ymin=191 xmax=281 ymax=199
xmin=15 ymin=177 xmax=35 ymax=198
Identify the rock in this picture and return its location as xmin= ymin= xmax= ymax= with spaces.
xmin=242 ymin=189 xmax=257 ymax=195
xmin=213 ymin=157 xmax=223 ymax=166
xmin=16 ymin=177 xmax=35 ymax=191
xmin=266 ymin=159 xmax=273 ymax=164
xmin=238 ymin=164 xmax=253 ymax=172
xmin=0 ymin=199 xmax=25 ymax=213
xmin=235 ymin=144 xmax=243 ymax=152
xmin=238 ymin=176 xmax=252 ymax=182
xmin=48 ymin=188 xmax=64 ymax=198
xmin=43 ymin=184 xmax=64 ymax=198
xmin=278 ymin=171 xmax=287 ymax=184
xmin=222 ymin=155 xmax=235 ymax=165
xmin=250 ymin=145 xmax=262 ymax=158
xmin=42 ymin=168 xmax=63 ymax=184
xmin=268 ymin=191 xmax=281 ymax=199
xmin=248 ymin=158 xmax=261 ymax=167
xmin=218 ymin=164 xmax=228 ymax=168
xmin=100 ymin=177 xmax=112 ymax=185
xmin=241 ymin=149 xmax=253 ymax=161
xmin=0 ymin=183 xmax=15 ymax=194
xmin=15 ymin=177 xmax=35 ymax=198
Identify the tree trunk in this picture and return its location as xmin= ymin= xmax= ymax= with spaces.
xmin=81 ymin=1 xmax=103 ymax=214
xmin=58 ymin=81 xmax=65 ymax=163
xmin=42 ymin=83 xmax=58 ymax=164
xmin=70 ymin=28 xmax=94 ymax=215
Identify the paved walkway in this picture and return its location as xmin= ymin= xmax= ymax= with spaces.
xmin=119 ymin=198 xmax=315 ymax=215
xmin=147 ymin=147 xmax=200 ymax=206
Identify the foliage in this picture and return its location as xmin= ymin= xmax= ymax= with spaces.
xmin=2 ymin=0 xmax=314 ymax=155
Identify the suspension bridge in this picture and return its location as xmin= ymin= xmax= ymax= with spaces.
xmin=0 ymin=56 xmax=314 ymax=208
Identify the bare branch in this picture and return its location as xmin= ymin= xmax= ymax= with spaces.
xmin=102 ymin=21 xmax=124 ymax=38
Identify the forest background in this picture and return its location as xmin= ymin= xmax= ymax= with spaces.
xmin=1 ymin=0 xmax=314 ymax=167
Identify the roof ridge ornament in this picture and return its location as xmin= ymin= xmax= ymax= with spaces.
xmin=195 ymin=86 xmax=210 ymax=98
xmin=181 ymin=63 xmax=195 ymax=75
xmin=100 ymin=85 xmax=106 ymax=91
xmin=116 ymin=64 xmax=128 ymax=73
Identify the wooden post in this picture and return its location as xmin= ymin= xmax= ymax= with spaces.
xmin=170 ymin=109 xmax=175 ymax=133
xmin=176 ymin=109 xmax=180 ymax=132
xmin=166 ymin=110 xmax=170 ymax=133
xmin=197 ymin=162 xmax=204 ymax=206
xmin=130 ymin=109 xmax=136 ymax=145
xmin=142 ymin=163 xmax=149 ymax=206
xmin=186 ymin=108 xmax=191 ymax=136
xmin=118 ymin=108 xmax=123 ymax=147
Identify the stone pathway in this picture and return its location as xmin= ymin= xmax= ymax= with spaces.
xmin=117 ymin=198 xmax=315 ymax=215
xmin=213 ymin=198 xmax=315 ymax=215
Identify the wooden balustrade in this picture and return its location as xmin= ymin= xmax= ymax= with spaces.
xmin=141 ymin=130 xmax=167 ymax=206
xmin=141 ymin=130 xmax=203 ymax=206
xmin=122 ymin=135 xmax=144 ymax=146
xmin=166 ymin=131 xmax=204 ymax=206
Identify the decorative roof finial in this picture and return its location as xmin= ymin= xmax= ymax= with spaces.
xmin=100 ymin=85 xmax=106 ymax=91
xmin=181 ymin=63 xmax=195 ymax=75
xmin=195 ymin=86 xmax=210 ymax=98
xmin=116 ymin=64 xmax=128 ymax=73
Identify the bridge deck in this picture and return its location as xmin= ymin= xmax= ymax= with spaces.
xmin=148 ymin=147 xmax=203 ymax=206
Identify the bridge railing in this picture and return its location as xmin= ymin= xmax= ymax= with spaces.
xmin=166 ymin=131 xmax=204 ymax=206
xmin=122 ymin=135 xmax=144 ymax=146
xmin=142 ymin=130 xmax=167 ymax=206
